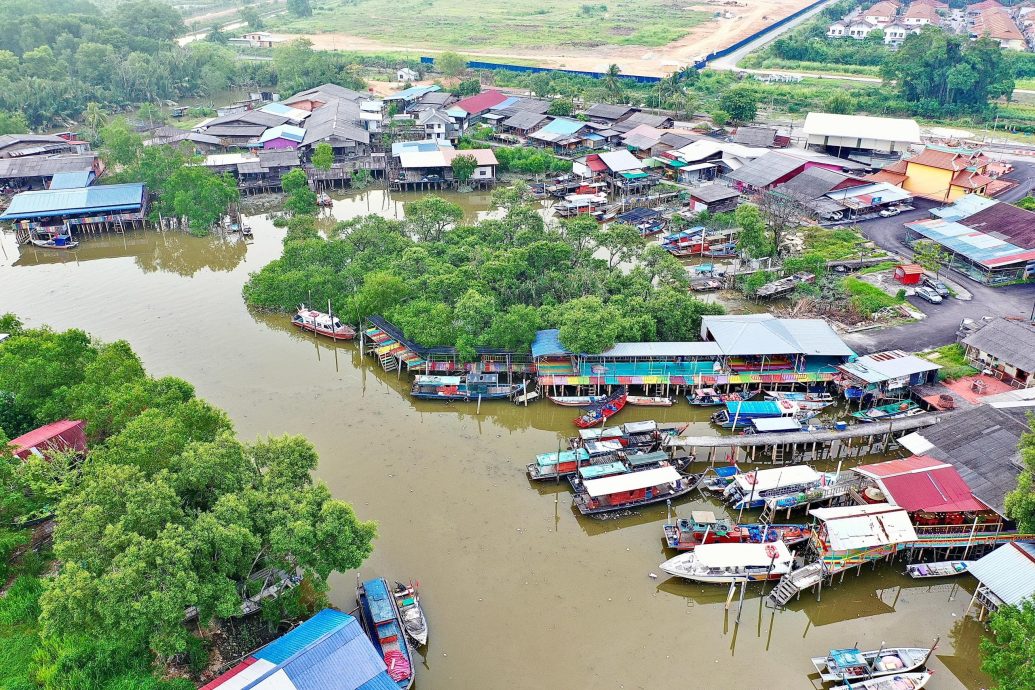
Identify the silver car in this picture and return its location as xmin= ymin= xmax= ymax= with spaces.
xmin=915 ymin=286 xmax=943 ymax=304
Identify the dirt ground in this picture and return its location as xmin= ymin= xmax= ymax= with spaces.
xmin=269 ymin=0 xmax=815 ymax=77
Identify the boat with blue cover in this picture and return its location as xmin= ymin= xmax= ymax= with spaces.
xmin=526 ymin=442 xmax=624 ymax=481
xmin=711 ymin=399 xmax=810 ymax=429
xmin=812 ymin=645 xmax=934 ymax=683
xmin=410 ymin=373 xmax=524 ymax=401
xmin=699 ymin=464 xmax=741 ymax=493
xmin=851 ymin=400 xmax=922 ymax=422
xmin=356 ymin=577 xmax=415 ymax=688
xmin=764 ymin=389 xmax=835 ymax=411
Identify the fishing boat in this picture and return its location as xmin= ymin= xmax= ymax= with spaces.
xmin=743 ymin=417 xmax=807 ymax=434
xmin=526 ymin=442 xmax=623 ymax=481
xmin=663 ymin=511 xmax=812 ymax=551
xmin=29 ymin=234 xmax=79 ymax=249
xmin=833 ymin=673 xmax=932 ymax=690
xmin=851 ymin=400 xmax=923 ymax=422
xmin=812 ymin=646 xmax=933 ymax=683
xmin=690 ymin=277 xmax=723 ymax=292
xmin=698 ymin=464 xmax=741 ymax=493
xmin=411 ymin=374 xmax=524 ymax=401
xmin=712 ymin=400 xmax=809 ymax=430
xmin=356 ymin=577 xmax=415 ymax=688
xmin=553 ymin=192 xmax=608 ymax=217
xmin=722 ymin=464 xmax=831 ymax=510
xmin=570 ymin=464 xmax=698 ymax=516
xmin=658 ymin=541 xmax=794 ymax=583
xmin=687 ymin=388 xmax=746 ymax=406
xmin=667 ymin=241 xmax=710 ymax=258
xmin=569 ymin=425 xmax=625 ymax=448
xmin=573 ymin=387 xmax=627 ymax=428
xmin=906 ymin=561 xmax=973 ymax=579
xmin=392 ymin=581 xmax=428 ymax=647
xmin=317 ymin=191 xmax=333 ymax=207
xmin=660 ymin=228 xmax=706 ymax=249
xmin=626 ymin=395 xmax=674 ymax=407
xmin=548 ymin=393 xmax=608 ymax=407
xmin=765 ymin=390 xmax=836 ymax=411
xmin=291 ymin=304 xmax=357 ymax=340
xmin=703 ymin=242 xmax=738 ymax=258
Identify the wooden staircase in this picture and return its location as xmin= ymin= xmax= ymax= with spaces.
xmin=766 ymin=562 xmax=823 ymax=608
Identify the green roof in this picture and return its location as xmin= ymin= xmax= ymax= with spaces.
xmin=536 ymin=448 xmax=589 ymax=466
xmin=626 ymin=451 xmax=668 ymax=467
xmin=620 ymin=171 xmax=649 ymax=180
xmin=578 ymin=462 xmax=628 ymax=479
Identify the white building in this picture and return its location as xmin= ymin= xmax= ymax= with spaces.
xmin=803 ymin=112 xmax=921 ymax=156
xmin=397 ymin=67 xmax=420 ymax=82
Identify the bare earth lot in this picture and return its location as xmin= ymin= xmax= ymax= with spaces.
xmin=269 ymin=0 xmax=815 ymax=76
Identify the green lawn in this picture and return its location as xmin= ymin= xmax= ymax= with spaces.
xmin=272 ymin=0 xmax=710 ymax=49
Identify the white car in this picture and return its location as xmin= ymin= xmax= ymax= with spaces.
xmin=879 ymin=207 xmax=902 ymax=218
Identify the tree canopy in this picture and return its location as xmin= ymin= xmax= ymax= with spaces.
xmin=981 ymin=599 xmax=1035 ymax=690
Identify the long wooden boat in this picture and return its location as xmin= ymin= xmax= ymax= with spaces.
xmin=687 ymin=388 xmax=745 ymax=406
xmin=764 ymin=389 xmax=836 ymax=411
xmin=834 ymin=673 xmax=932 ymax=690
xmin=722 ymin=464 xmax=832 ymax=510
xmin=357 ymin=577 xmax=415 ymax=689
xmin=570 ymin=464 xmax=698 ymax=516
xmin=526 ymin=441 xmax=623 ymax=481
xmin=626 ymin=395 xmax=674 ymax=407
xmin=29 ymin=235 xmax=79 ymax=249
xmin=698 ymin=464 xmax=741 ymax=493
xmin=851 ymin=400 xmax=922 ymax=422
xmin=392 ymin=581 xmax=428 ymax=647
xmin=663 ymin=511 xmax=812 ymax=551
xmin=812 ymin=646 xmax=933 ymax=683
xmin=574 ymin=387 xmax=627 ymax=428
xmin=292 ymin=304 xmax=357 ymax=340
xmin=703 ymin=242 xmax=737 ymax=258
xmin=659 ymin=541 xmax=794 ymax=583
xmin=906 ymin=561 xmax=973 ymax=579
xmin=548 ymin=393 xmax=607 ymax=407
xmin=411 ymin=374 xmax=524 ymax=401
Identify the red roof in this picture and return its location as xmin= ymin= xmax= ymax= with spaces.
xmin=198 ymin=658 xmax=257 ymax=690
xmin=896 ymin=263 xmax=924 ymax=275
xmin=585 ymin=154 xmax=608 ymax=173
xmin=856 ymin=455 xmax=988 ymax=513
xmin=452 ymin=90 xmax=509 ymax=116
xmin=8 ymin=419 xmax=86 ymax=460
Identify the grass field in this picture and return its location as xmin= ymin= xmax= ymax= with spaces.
xmin=272 ymin=0 xmax=711 ymax=49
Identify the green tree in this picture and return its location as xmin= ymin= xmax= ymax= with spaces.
xmin=312 ymin=142 xmax=334 ymax=171
xmin=100 ymin=117 xmax=144 ymax=168
xmin=287 ymin=0 xmax=313 ymax=17
xmin=548 ymin=98 xmax=573 ymax=116
xmin=451 ymin=153 xmax=478 ymax=185
xmin=240 ymin=7 xmax=265 ymax=30
xmin=557 ymin=296 xmax=621 ymax=354
xmin=980 ymin=600 xmax=1035 ymax=690
xmin=824 ymin=92 xmax=855 ymax=115
xmin=405 ymin=196 xmax=464 ymax=242
xmin=1015 ymin=196 xmax=1035 ymax=211
xmin=437 ymin=52 xmax=467 ymax=77
xmin=602 ymin=64 xmax=624 ymax=104
xmin=711 ymin=110 xmax=730 ymax=127
xmin=455 ymin=78 xmax=481 ymax=96
xmin=719 ymin=86 xmax=759 ymax=123
xmin=351 ymin=271 xmax=411 ymax=321
xmin=912 ymin=239 xmax=949 ymax=277
xmin=596 ymin=222 xmax=644 ymax=268
xmin=1006 ymin=416 xmax=1035 ymax=533
xmin=0 ymin=110 xmax=29 ymax=136
xmin=735 ymin=204 xmax=774 ymax=258
xmin=282 ymin=168 xmax=317 ymax=215
xmin=162 ymin=167 xmax=239 ymax=235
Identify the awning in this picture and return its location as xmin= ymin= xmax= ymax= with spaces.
xmin=583 ymin=466 xmax=681 ymax=497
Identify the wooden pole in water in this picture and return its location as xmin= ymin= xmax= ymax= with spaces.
xmin=725 ymin=581 xmax=737 ymax=610
xmin=735 ymin=579 xmax=747 ymax=624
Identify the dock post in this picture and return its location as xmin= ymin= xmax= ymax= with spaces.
xmin=735 ymin=580 xmax=747 ymax=624
xmin=725 ymin=581 xmax=737 ymax=610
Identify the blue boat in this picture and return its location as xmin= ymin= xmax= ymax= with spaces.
xmin=357 ymin=577 xmax=415 ymax=688
xmin=410 ymin=373 xmax=524 ymax=401
xmin=711 ymin=399 xmax=809 ymax=429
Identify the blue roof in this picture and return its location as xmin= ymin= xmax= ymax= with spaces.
xmin=387 ymin=85 xmax=440 ymax=101
xmin=0 ymin=183 xmax=145 ymax=220
xmin=724 ymin=400 xmax=782 ymax=415
xmin=391 ymin=139 xmax=448 ymax=156
xmin=492 ymin=96 xmax=520 ymax=110
xmin=532 ymin=329 xmax=571 ymax=358
xmin=906 ymin=217 xmax=1034 ymax=268
xmin=930 ymin=195 xmax=997 ymax=222
xmin=363 ymin=578 xmax=395 ymax=624
xmin=49 ymin=171 xmax=95 ymax=189
xmin=539 ymin=118 xmax=585 ymax=136
xmin=246 ymin=609 xmax=396 ymax=690
xmin=261 ymin=124 xmax=306 ymax=144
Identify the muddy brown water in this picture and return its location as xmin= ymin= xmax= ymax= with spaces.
xmin=0 ymin=189 xmax=989 ymax=690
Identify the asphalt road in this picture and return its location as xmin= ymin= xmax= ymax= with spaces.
xmin=842 ymin=162 xmax=1035 ymax=353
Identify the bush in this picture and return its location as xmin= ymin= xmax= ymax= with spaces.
xmin=843 ymin=277 xmax=903 ymax=314
xmin=921 ymin=343 xmax=979 ymax=381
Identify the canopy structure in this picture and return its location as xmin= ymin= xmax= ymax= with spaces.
xmin=853 ymin=455 xmax=989 ymax=513
xmin=733 ymin=465 xmax=822 ymax=494
xmin=810 ymin=503 xmax=918 ymax=552
xmin=752 ymin=418 xmax=804 ymax=432
xmin=536 ymin=448 xmax=590 ymax=466
xmin=583 ymin=466 xmax=681 ymax=497
xmin=694 ymin=540 xmax=791 ymax=568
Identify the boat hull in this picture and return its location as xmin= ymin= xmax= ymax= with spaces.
xmin=572 ymin=474 xmax=699 ymax=515
xmin=548 ymin=395 xmax=606 ymax=407
xmin=906 ymin=561 xmax=972 ymax=578
xmin=812 ymin=647 xmax=932 ymax=684
xmin=412 ymin=388 xmax=521 ymax=401
xmin=627 ymin=396 xmax=674 ymax=407
xmin=292 ymin=320 xmax=356 ymax=340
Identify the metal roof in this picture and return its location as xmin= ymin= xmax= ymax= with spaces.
xmin=803 ymin=112 xmax=921 ymax=143
xmin=502 ymin=111 xmax=548 ymax=130
xmin=906 ymin=217 xmax=1035 ymax=269
xmin=531 ymin=329 xmax=570 ymax=358
xmin=594 ymin=341 xmax=723 ymax=358
xmin=728 ymin=152 xmax=805 ymax=189
xmin=536 ymin=117 xmax=586 ymax=137
xmin=302 ymin=99 xmax=370 ymax=147
xmin=810 ymin=503 xmax=917 ymax=551
xmin=838 ymin=350 xmax=940 ymax=383
xmin=968 ymin=542 xmax=1035 ymax=607
xmin=0 ymin=153 xmax=96 ymax=179
xmin=386 ymin=84 xmax=440 ymax=101
xmin=48 ymin=171 xmax=94 ymax=189
xmin=700 ymin=315 xmax=854 ymax=357
xmin=259 ymin=102 xmax=312 ymax=120
xmin=963 ymin=317 xmax=1035 ymax=373
xmin=853 ymin=455 xmax=987 ymax=513
xmin=733 ymin=464 xmax=822 ymax=493
xmin=597 ymin=149 xmax=643 ymax=172
xmin=584 ymin=103 xmax=634 ymax=120
xmin=930 ymin=194 xmax=998 ymax=222
xmin=689 ymin=184 xmax=740 ymax=203
xmin=583 ymin=465 xmax=681 ymax=497
xmin=0 ymin=183 xmax=145 ymax=220
xmin=733 ymin=126 xmax=777 ymax=147
xmin=260 ymin=124 xmax=305 ymax=144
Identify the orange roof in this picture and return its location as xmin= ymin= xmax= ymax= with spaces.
xmin=912 ymin=0 xmax=947 ymax=9
xmin=904 ymin=3 xmax=940 ymax=20
xmin=907 ymin=147 xmax=989 ymax=172
xmin=951 ymin=170 xmax=992 ymax=190
xmin=865 ymin=0 xmax=900 ymax=15
xmin=969 ymin=0 xmax=1004 ymax=11
xmin=973 ymin=7 xmax=1025 ymax=41
xmin=896 ymin=263 xmax=924 ymax=274
xmin=867 ymin=170 xmax=907 ymax=185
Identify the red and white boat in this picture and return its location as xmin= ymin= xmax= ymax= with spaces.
xmin=292 ymin=304 xmax=356 ymax=340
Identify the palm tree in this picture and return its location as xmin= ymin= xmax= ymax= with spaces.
xmin=602 ymin=64 xmax=623 ymax=105
xmin=83 ymin=102 xmax=107 ymax=143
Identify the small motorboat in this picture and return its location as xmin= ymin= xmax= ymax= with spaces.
xmin=659 ymin=541 xmax=794 ymax=583
xmin=357 ymin=577 xmax=415 ymax=688
xmin=698 ymin=464 xmax=741 ymax=493
xmin=548 ymin=393 xmax=608 ymax=407
xmin=906 ymin=561 xmax=973 ymax=579
xmin=833 ymin=673 xmax=932 ymax=690
xmin=30 ymin=235 xmax=79 ymax=249
xmin=687 ymin=388 xmax=745 ymax=406
xmin=317 ymin=191 xmax=333 ymax=207
xmin=392 ymin=581 xmax=428 ymax=647
xmin=765 ymin=390 xmax=836 ymax=411
xmin=812 ymin=646 xmax=933 ymax=683
xmin=626 ymin=395 xmax=674 ymax=407
xmin=663 ymin=511 xmax=812 ymax=551
xmin=291 ymin=304 xmax=357 ymax=340
xmin=574 ymin=387 xmax=628 ymax=428
xmin=851 ymin=400 xmax=923 ymax=422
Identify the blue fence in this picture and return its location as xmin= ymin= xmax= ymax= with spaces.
xmin=420 ymin=0 xmax=830 ymax=82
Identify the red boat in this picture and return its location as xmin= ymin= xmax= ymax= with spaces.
xmin=291 ymin=304 xmax=356 ymax=340
xmin=663 ymin=510 xmax=812 ymax=551
xmin=574 ymin=387 xmax=627 ymax=428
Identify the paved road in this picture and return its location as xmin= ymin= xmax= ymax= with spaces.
xmin=842 ymin=163 xmax=1035 ymax=353
xmin=708 ymin=0 xmax=842 ymax=70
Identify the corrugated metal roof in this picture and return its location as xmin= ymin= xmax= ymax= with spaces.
xmin=537 ymin=117 xmax=586 ymax=136
xmin=728 ymin=152 xmax=804 ymax=189
xmin=968 ymin=542 xmax=1035 ymax=606
xmin=962 ymin=317 xmax=1035 ymax=373
xmin=810 ymin=503 xmax=917 ymax=551
xmin=260 ymin=124 xmax=305 ymax=144
xmin=532 ymin=329 xmax=570 ymax=358
xmin=598 ymin=149 xmax=643 ymax=172
xmin=701 ymin=315 xmax=854 ymax=357
xmin=386 ymin=84 xmax=440 ymax=101
xmin=839 ymin=351 xmax=941 ymax=383
xmin=803 ymin=112 xmax=921 ymax=143
xmin=0 ymin=183 xmax=144 ymax=220
xmin=595 ymin=342 xmax=722 ymax=358
xmin=49 ymin=171 xmax=94 ymax=189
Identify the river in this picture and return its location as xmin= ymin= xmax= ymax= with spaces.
xmin=0 ymin=189 xmax=989 ymax=690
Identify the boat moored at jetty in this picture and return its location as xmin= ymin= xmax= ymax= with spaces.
xmin=527 ymin=442 xmax=623 ymax=481
xmin=832 ymin=673 xmax=932 ymax=690
xmin=29 ymin=233 xmax=79 ymax=249
xmin=812 ymin=646 xmax=933 ymax=683
xmin=663 ymin=511 xmax=812 ymax=551
xmin=722 ymin=465 xmax=830 ymax=510
xmin=764 ymin=389 xmax=835 ymax=411
xmin=291 ymin=304 xmax=357 ymax=340
xmin=627 ymin=395 xmax=674 ymax=407
xmin=659 ymin=541 xmax=793 ymax=583
xmin=411 ymin=374 xmax=524 ymax=401
xmin=712 ymin=399 xmax=809 ymax=429
xmin=906 ymin=561 xmax=973 ymax=578
xmin=687 ymin=388 xmax=746 ymax=406
xmin=548 ymin=393 xmax=608 ymax=407
xmin=392 ymin=581 xmax=428 ymax=647
xmin=574 ymin=387 xmax=627 ymax=428
xmin=570 ymin=464 xmax=698 ymax=516
xmin=851 ymin=400 xmax=922 ymax=422
xmin=357 ymin=577 xmax=415 ymax=689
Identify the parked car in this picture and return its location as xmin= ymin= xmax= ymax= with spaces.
xmin=922 ymin=277 xmax=950 ymax=298
xmin=915 ymin=286 xmax=943 ymax=304
xmin=879 ymin=207 xmax=902 ymax=218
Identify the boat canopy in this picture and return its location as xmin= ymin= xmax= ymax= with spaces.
xmin=724 ymin=400 xmax=795 ymax=416
xmin=734 ymin=465 xmax=822 ymax=493
xmin=535 ymin=448 xmax=590 ymax=466
xmin=585 ymin=440 xmax=624 ymax=455
xmin=626 ymin=450 xmax=668 ymax=467
xmin=583 ymin=466 xmax=682 ymax=497
xmin=579 ymin=461 xmax=628 ymax=479
xmin=713 ymin=465 xmax=740 ymax=478
xmin=578 ymin=426 xmax=624 ymax=440
xmin=414 ymin=375 xmax=462 ymax=386
xmin=693 ymin=540 xmax=792 ymax=568
xmin=363 ymin=578 xmax=395 ymax=623
xmin=623 ymin=420 xmax=658 ymax=434
xmin=752 ymin=418 xmax=803 ymax=432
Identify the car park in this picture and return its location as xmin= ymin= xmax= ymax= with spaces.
xmin=915 ymin=286 xmax=943 ymax=304
xmin=922 ymin=277 xmax=950 ymax=298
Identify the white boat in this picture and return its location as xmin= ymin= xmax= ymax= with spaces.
xmin=626 ymin=395 xmax=674 ymax=407
xmin=764 ymin=390 xmax=835 ymax=411
xmin=833 ymin=672 xmax=932 ymax=690
xmin=658 ymin=540 xmax=793 ymax=583
xmin=812 ymin=647 xmax=933 ymax=683
xmin=722 ymin=464 xmax=831 ymax=510
xmin=906 ymin=561 xmax=973 ymax=579
xmin=30 ymin=235 xmax=79 ymax=249
xmin=548 ymin=393 xmax=607 ymax=407
xmin=291 ymin=304 xmax=356 ymax=340
xmin=392 ymin=581 xmax=428 ymax=647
